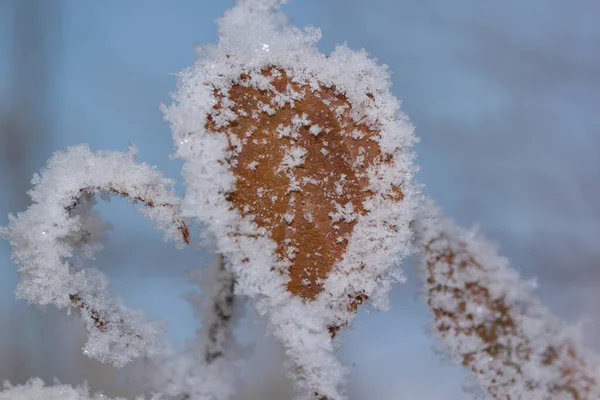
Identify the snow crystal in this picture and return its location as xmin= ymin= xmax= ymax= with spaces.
xmin=350 ymin=129 xmax=364 ymax=139
xmin=276 ymin=123 xmax=294 ymax=139
xmin=309 ymin=124 xmax=322 ymax=136
xmin=291 ymin=113 xmax=310 ymax=128
xmin=284 ymin=212 xmax=295 ymax=224
xmin=280 ymin=146 xmax=308 ymax=169
xmin=329 ymin=201 xmax=356 ymax=223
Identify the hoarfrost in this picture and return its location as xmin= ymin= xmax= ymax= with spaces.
xmin=1 ymin=151 xmax=243 ymax=398
xmin=137 ymin=256 xmax=240 ymax=400
xmin=1 ymin=145 xmax=189 ymax=367
xmin=309 ymin=124 xmax=322 ymax=136
xmin=163 ymin=0 xmax=420 ymax=397
xmin=280 ymin=146 xmax=308 ymax=169
xmin=413 ymin=200 xmax=600 ymax=400
xmin=284 ymin=212 xmax=295 ymax=224
xmin=0 ymin=378 xmax=158 ymax=400
xmin=329 ymin=201 xmax=356 ymax=223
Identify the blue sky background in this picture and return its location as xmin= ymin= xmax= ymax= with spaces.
xmin=1 ymin=1 xmax=599 ymax=399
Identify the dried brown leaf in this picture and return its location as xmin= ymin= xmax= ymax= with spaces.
xmin=207 ymin=66 xmax=403 ymax=306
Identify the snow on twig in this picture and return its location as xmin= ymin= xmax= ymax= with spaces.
xmin=1 ymin=145 xmax=241 ymax=399
xmin=413 ymin=201 xmax=600 ymax=400
xmin=140 ymin=256 xmax=241 ymax=400
xmin=195 ymin=255 xmax=237 ymax=364
xmin=1 ymin=144 xmax=190 ymax=367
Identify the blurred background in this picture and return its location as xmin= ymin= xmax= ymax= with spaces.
xmin=0 ymin=1 xmax=598 ymax=399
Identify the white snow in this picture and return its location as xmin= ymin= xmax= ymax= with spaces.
xmin=0 ymin=378 xmax=157 ymax=400
xmin=280 ymin=146 xmax=308 ymax=169
xmin=309 ymin=124 xmax=323 ymax=136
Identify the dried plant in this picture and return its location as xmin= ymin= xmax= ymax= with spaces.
xmin=0 ymin=1 xmax=597 ymax=399
xmin=412 ymin=201 xmax=600 ymax=400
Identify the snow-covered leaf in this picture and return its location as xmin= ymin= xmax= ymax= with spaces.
xmin=413 ymin=201 xmax=600 ymax=400
xmin=164 ymin=1 xmax=420 ymax=398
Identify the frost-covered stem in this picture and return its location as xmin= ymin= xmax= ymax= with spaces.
xmin=67 ymin=184 xmax=189 ymax=331
xmin=1 ymin=144 xmax=242 ymax=399
xmin=413 ymin=202 xmax=600 ymax=399
xmin=71 ymin=184 xmax=190 ymax=244
xmin=202 ymin=254 xmax=236 ymax=364
xmin=1 ymin=145 xmax=190 ymax=367
xmin=138 ymin=257 xmax=239 ymax=400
